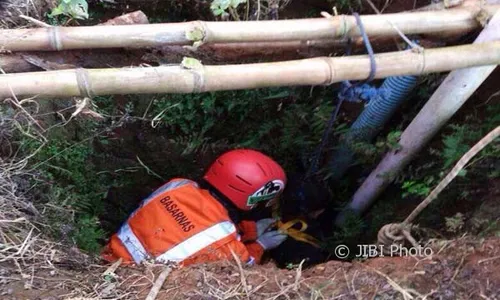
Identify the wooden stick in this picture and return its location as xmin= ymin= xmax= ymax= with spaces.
xmin=18 ymin=15 xmax=51 ymax=28
xmin=1 ymin=42 xmax=500 ymax=98
xmin=145 ymin=266 xmax=172 ymax=300
xmin=0 ymin=5 xmax=498 ymax=52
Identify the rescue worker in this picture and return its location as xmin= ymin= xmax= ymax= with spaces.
xmin=102 ymin=149 xmax=288 ymax=266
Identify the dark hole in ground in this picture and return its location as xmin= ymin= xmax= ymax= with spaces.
xmin=88 ymin=68 xmax=500 ymax=269
xmin=32 ymin=0 xmax=499 ymax=266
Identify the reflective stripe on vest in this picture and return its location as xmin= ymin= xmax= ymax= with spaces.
xmin=118 ymin=220 xmax=237 ymax=264
xmin=117 ymin=222 xmax=149 ymax=264
xmin=156 ymin=221 xmax=236 ymax=263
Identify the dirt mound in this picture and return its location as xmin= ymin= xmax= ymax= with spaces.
xmin=2 ymin=236 xmax=498 ymax=299
xmin=155 ymin=237 xmax=500 ymax=299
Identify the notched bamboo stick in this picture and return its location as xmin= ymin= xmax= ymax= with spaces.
xmin=0 ymin=5 xmax=499 ymax=52
xmin=1 ymin=42 xmax=499 ymax=98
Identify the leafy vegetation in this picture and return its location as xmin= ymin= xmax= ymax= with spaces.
xmin=399 ymin=104 xmax=499 ymax=204
xmin=210 ymin=0 xmax=246 ymax=18
xmin=49 ymin=0 xmax=89 ymax=21
xmin=146 ymin=88 xmax=336 ymax=170
xmin=13 ymin=87 xmax=340 ymax=254
xmin=17 ymin=124 xmax=115 ymax=252
xmin=388 ymin=100 xmax=500 ymax=235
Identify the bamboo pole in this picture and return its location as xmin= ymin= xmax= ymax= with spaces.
xmin=0 ymin=5 xmax=499 ymax=52
xmin=335 ymin=10 xmax=500 ymax=225
xmin=0 ymin=11 xmax=149 ymax=73
xmin=0 ymin=42 xmax=499 ymax=98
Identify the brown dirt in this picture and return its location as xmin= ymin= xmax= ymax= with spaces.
xmin=0 ymin=0 xmax=51 ymax=28
xmin=1 ymin=236 xmax=499 ymax=299
xmin=155 ymin=237 xmax=500 ymax=299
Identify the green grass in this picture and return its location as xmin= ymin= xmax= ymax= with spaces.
xmin=15 ymin=86 xmax=341 ymax=254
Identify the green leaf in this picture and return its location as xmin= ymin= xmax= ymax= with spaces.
xmin=210 ymin=0 xmax=233 ymax=15
xmin=186 ymin=26 xmax=205 ymax=42
xmin=68 ymin=0 xmax=89 ymax=20
xmin=181 ymin=57 xmax=203 ymax=70
xmin=51 ymin=0 xmax=89 ymax=20
xmin=212 ymin=8 xmax=224 ymax=16
xmin=49 ymin=6 xmax=64 ymax=17
xmin=104 ymin=274 xmax=114 ymax=281
xmin=219 ymin=0 xmax=231 ymax=9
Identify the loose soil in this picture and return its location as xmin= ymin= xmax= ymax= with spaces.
xmin=1 ymin=235 xmax=499 ymax=299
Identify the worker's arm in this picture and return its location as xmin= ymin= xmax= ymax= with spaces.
xmin=238 ymin=218 xmax=276 ymax=242
xmin=238 ymin=220 xmax=258 ymax=242
xmin=221 ymin=230 xmax=288 ymax=265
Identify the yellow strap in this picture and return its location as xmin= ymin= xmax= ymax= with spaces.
xmin=271 ymin=202 xmax=321 ymax=248
xmin=277 ymin=219 xmax=321 ymax=248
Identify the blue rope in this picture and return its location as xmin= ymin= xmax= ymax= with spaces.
xmin=305 ymin=12 xmax=377 ymax=178
xmin=338 ymin=81 xmax=389 ymax=103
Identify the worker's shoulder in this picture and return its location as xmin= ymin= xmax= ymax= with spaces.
xmin=155 ymin=178 xmax=199 ymax=195
xmin=138 ymin=178 xmax=200 ymax=207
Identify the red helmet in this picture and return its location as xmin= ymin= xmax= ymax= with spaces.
xmin=204 ymin=149 xmax=286 ymax=211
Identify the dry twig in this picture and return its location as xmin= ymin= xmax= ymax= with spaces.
xmin=145 ymin=266 xmax=173 ymax=300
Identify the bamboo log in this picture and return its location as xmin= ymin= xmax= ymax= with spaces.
xmin=1 ymin=5 xmax=499 ymax=52
xmin=0 ymin=11 xmax=149 ymax=73
xmin=0 ymin=42 xmax=499 ymax=98
xmin=335 ymin=10 xmax=500 ymax=225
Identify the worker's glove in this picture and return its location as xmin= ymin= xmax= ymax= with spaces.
xmin=256 ymin=231 xmax=287 ymax=250
xmin=256 ymin=218 xmax=276 ymax=237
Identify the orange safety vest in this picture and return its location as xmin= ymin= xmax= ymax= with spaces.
xmin=102 ymin=179 xmax=264 ymax=266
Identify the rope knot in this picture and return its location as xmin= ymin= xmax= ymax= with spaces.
xmin=377 ymin=223 xmax=419 ymax=255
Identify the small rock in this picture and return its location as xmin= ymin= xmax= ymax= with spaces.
xmin=197 ymin=281 xmax=202 ymax=287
